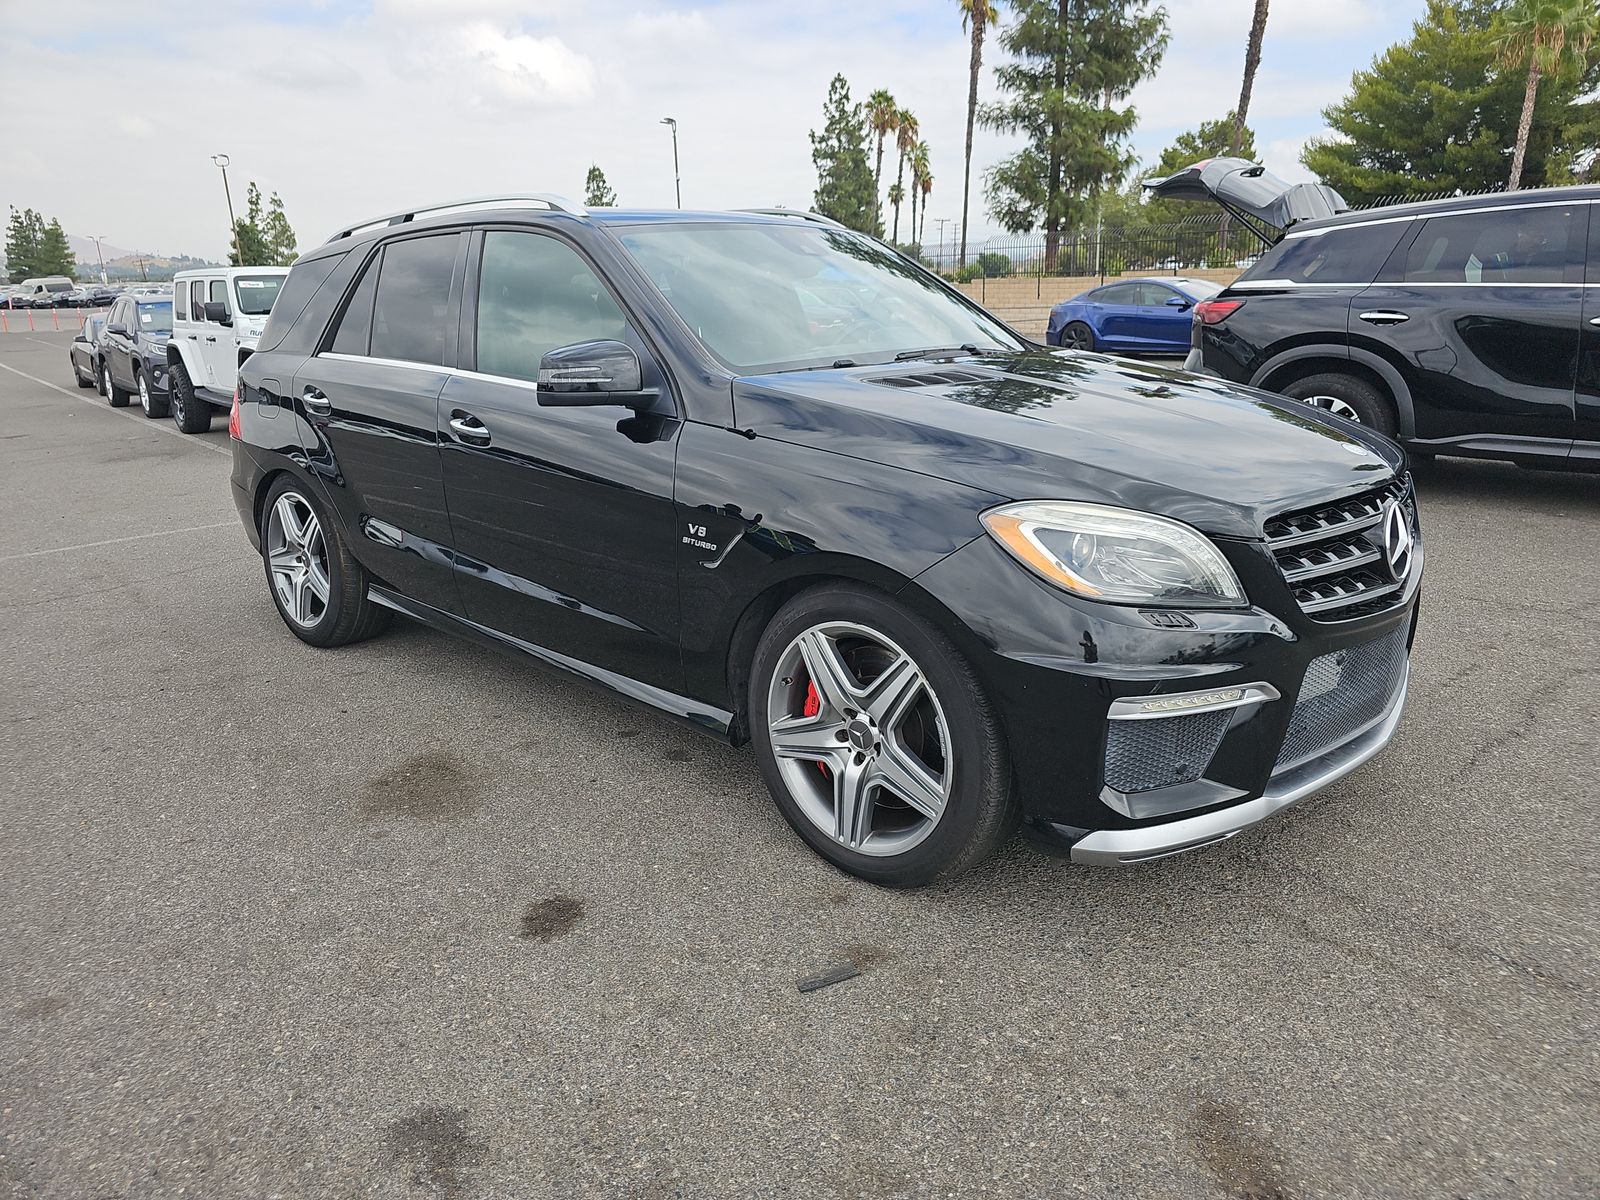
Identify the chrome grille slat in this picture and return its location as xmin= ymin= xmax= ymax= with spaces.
xmin=1265 ymin=477 xmax=1414 ymax=622
xmin=1280 ymin=540 xmax=1382 ymax=583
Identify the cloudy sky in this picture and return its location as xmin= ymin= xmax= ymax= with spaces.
xmin=2 ymin=0 xmax=1423 ymax=261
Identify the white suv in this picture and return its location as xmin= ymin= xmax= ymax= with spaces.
xmin=167 ymin=267 xmax=288 ymax=432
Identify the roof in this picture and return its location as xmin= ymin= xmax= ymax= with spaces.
xmin=1292 ymin=184 xmax=1600 ymax=234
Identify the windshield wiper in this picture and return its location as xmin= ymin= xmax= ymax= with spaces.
xmin=894 ymin=344 xmax=980 ymax=362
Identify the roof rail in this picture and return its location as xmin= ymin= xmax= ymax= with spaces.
xmin=324 ymin=194 xmax=587 ymax=244
xmin=735 ymin=207 xmax=848 ymax=230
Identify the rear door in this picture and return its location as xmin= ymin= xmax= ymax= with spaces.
xmin=1575 ymin=204 xmax=1600 ymax=461
xmin=1352 ymin=200 xmax=1583 ymax=448
xmin=200 ymin=277 xmax=236 ymax=389
xmin=295 ymin=231 xmax=467 ymax=615
xmin=438 ymin=227 xmax=683 ymax=693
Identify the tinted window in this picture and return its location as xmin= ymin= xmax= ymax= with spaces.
xmin=1246 ymin=223 xmax=1404 ymax=285
xmin=258 ymin=253 xmax=346 ymax=354
xmin=1095 ymin=283 xmax=1140 ymax=304
xmin=1403 ymin=205 xmax=1580 ymax=284
xmin=475 ymin=232 xmax=629 ymax=383
xmin=370 ymin=236 xmax=457 ymax=365
xmin=330 ymin=250 xmax=381 ymax=357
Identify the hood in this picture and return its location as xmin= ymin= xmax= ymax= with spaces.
xmin=731 ymin=348 xmax=1402 ymax=540
xmin=1142 ymin=157 xmax=1347 ymax=244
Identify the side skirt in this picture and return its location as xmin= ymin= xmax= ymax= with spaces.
xmin=366 ymin=585 xmax=736 ymax=741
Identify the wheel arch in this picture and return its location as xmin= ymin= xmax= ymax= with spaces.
xmin=1251 ymin=345 xmax=1416 ymax=439
xmin=166 ymin=337 xmax=204 ymax=380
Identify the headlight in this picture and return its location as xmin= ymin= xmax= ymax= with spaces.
xmin=980 ymin=501 xmax=1246 ymax=608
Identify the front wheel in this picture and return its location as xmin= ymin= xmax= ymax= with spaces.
xmin=168 ymin=359 xmax=211 ymax=433
xmin=749 ymin=583 xmax=1017 ymax=887
xmin=260 ymin=477 xmax=390 ymax=648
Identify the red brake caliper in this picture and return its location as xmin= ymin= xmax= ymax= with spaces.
xmin=804 ymin=680 xmax=830 ymax=778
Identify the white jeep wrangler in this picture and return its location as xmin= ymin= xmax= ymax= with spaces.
xmin=167 ymin=267 xmax=288 ymax=433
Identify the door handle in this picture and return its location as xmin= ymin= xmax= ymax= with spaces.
xmin=301 ymin=386 xmax=332 ymax=416
xmin=448 ymin=412 xmax=491 ymax=446
xmin=1358 ymin=311 xmax=1409 ymax=326
xmin=204 ymin=335 xmax=218 ymax=343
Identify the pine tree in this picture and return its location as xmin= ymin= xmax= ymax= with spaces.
xmin=584 ymin=165 xmax=618 ymax=207
xmin=263 ymin=192 xmax=298 ymax=266
xmin=5 ymin=208 xmax=40 ymax=282
xmin=36 ymin=219 xmax=74 ymax=276
xmin=809 ymin=74 xmax=881 ymax=235
xmin=982 ymin=0 xmax=1169 ymax=268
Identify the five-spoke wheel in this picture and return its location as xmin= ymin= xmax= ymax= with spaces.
xmin=266 ymin=491 xmax=332 ymax=629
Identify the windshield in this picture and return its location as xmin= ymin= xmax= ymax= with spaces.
xmin=615 ymin=223 xmax=1023 ymax=372
xmin=136 ymin=301 xmax=173 ymax=333
xmin=234 ymin=274 xmax=283 ymax=316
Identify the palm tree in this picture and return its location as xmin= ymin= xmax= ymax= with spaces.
xmin=909 ymin=142 xmax=931 ymax=251
xmin=887 ymin=182 xmax=905 ymax=241
xmin=1497 ymin=0 xmax=1598 ymax=190
xmin=919 ymin=162 xmax=934 ymax=250
xmin=1231 ymin=0 xmax=1269 ymax=156
xmin=867 ymin=90 xmax=899 ymax=207
xmin=958 ymin=0 xmax=999 ymax=268
xmin=892 ymin=107 xmax=919 ymax=243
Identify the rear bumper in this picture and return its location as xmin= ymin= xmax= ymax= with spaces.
xmin=1064 ymin=662 xmax=1408 ymax=864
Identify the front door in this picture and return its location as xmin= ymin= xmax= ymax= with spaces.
xmin=1088 ymin=282 xmax=1144 ymax=350
xmin=1575 ymin=206 xmax=1600 ymax=461
xmin=1353 ymin=201 xmax=1583 ymax=449
xmin=295 ymin=231 xmax=468 ymax=614
xmin=439 ymin=228 xmax=684 ymax=695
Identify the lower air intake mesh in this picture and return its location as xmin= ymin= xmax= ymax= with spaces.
xmin=1104 ymin=708 xmax=1232 ymax=794
xmin=1274 ymin=625 xmax=1409 ymax=772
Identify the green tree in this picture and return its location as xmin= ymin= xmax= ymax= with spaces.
xmin=908 ymin=141 xmax=931 ymax=250
xmin=584 ymin=164 xmax=618 ymax=207
xmin=5 ymin=207 xmax=45 ymax=282
xmin=35 ymin=219 xmax=74 ymax=276
xmin=892 ymin=107 xmax=919 ymax=242
xmin=1140 ymin=115 xmax=1258 ymax=222
xmin=982 ymin=0 xmax=1169 ymax=267
xmin=958 ymin=1 xmax=1000 ymax=267
xmin=809 ymin=74 xmax=881 ymax=234
xmin=1496 ymin=0 xmax=1599 ymax=189
xmin=263 ymin=191 xmax=299 ymax=266
xmin=229 ymin=182 xmax=272 ymax=266
xmin=1302 ymin=0 xmax=1597 ymax=202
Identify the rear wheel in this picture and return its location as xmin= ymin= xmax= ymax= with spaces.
xmin=260 ymin=476 xmax=390 ymax=648
xmin=749 ymin=583 xmax=1017 ymax=887
xmin=103 ymin=360 xmax=130 ymax=407
xmin=1280 ymin=372 xmax=1396 ymax=436
xmin=72 ymin=358 xmax=93 ymax=388
xmin=168 ymin=359 xmax=211 ymax=433
xmin=1060 ymin=321 xmax=1095 ymax=351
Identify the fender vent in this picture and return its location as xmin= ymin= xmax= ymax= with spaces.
xmin=871 ymin=370 xmax=989 ymax=389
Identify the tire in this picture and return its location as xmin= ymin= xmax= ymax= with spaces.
xmin=749 ymin=582 xmax=1017 ymax=887
xmin=259 ymin=476 xmax=390 ymax=648
xmin=136 ymin=367 xmax=168 ymax=419
xmin=1280 ymin=372 xmax=1396 ymax=436
xmin=103 ymin=360 xmax=130 ymax=407
xmin=1060 ymin=321 xmax=1095 ymax=351
xmin=168 ymin=358 xmax=211 ymax=433
xmin=72 ymin=359 xmax=93 ymax=389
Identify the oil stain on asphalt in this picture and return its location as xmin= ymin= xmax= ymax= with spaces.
xmin=359 ymin=751 xmax=483 ymax=823
xmin=1187 ymin=1097 xmax=1296 ymax=1200
xmin=520 ymin=895 xmax=584 ymax=942
xmin=382 ymin=1105 xmax=489 ymax=1200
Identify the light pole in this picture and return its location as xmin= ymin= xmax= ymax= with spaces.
xmin=934 ymin=218 xmax=952 ymax=275
xmin=212 ymin=153 xmax=243 ymax=265
xmin=659 ymin=117 xmax=681 ymax=208
xmin=89 ymin=235 xmax=107 ymax=285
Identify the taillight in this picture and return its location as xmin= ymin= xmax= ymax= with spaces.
xmin=228 ymin=388 xmax=242 ymax=440
xmin=1194 ymin=299 xmax=1243 ymax=325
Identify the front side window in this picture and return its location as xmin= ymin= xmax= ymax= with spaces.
xmin=616 ymin=223 xmax=1021 ymax=373
xmin=370 ymin=235 xmax=458 ymax=365
xmin=1245 ymin=223 xmax=1405 ymax=286
xmin=475 ymin=232 xmax=630 ymax=384
xmin=234 ymin=274 xmax=284 ymax=316
xmin=1136 ymin=283 xmax=1178 ymax=306
xmin=1403 ymin=205 xmax=1580 ymax=284
xmin=209 ymin=279 xmax=228 ymax=310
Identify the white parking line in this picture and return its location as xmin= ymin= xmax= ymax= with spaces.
xmin=0 ymin=360 xmax=231 ymax=458
xmin=0 ymin=521 xmax=237 ymax=564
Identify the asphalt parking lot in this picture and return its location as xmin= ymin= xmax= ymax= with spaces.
xmin=1 ymin=328 xmax=1596 ymax=1199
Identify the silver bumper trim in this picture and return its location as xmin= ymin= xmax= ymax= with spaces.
xmin=1070 ymin=661 xmax=1409 ymax=865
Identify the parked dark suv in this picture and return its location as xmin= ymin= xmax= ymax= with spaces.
xmin=231 ymin=197 xmax=1422 ymax=885
xmin=1148 ymin=160 xmax=1599 ymax=469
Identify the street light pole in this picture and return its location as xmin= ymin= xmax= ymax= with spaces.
xmin=659 ymin=117 xmax=681 ymax=208
xmin=212 ymin=154 xmax=243 ymax=265
xmin=90 ymin=236 xmax=107 ymax=285
xmin=934 ymin=218 xmax=952 ymax=275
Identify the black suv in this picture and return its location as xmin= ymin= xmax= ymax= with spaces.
xmin=231 ymin=197 xmax=1421 ymax=886
xmin=1149 ymin=161 xmax=1599 ymax=469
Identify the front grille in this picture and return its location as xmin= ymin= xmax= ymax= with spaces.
xmin=1264 ymin=477 xmax=1414 ymax=620
xmin=1274 ymin=625 xmax=1409 ymax=772
xmin=1104 ymin=708 xmax=1232 ymax=794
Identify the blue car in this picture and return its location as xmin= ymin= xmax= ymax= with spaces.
xmin=1046 ymin=276 xmax=1223 ymax=354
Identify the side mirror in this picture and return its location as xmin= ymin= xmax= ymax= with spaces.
xmin=203 ymin=301 xmax=233 ymax=326
xmin=1165 ymin=295 xmax=1191 ymax=309
xmin=73 ymin=332 xmax=89 ymax=344
xmin=106 ymin=323 xmax=128 ymax=336
xmin=536 ymin=340 xmax=655 ymax=409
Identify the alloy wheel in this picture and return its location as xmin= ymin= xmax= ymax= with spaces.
xmin=138 ymin=373 xmax=150 ymax=414
xmin=1063 ymin=325 xmax=1093 ymax=350
xmin=766 ymin=621 xmax=952 ymax=857
xmin=265 ymin=492 xmax=332 ymax=629
xmin=1299 ymin=394 xmax=1360 ymax=423
xmin=98 ymin=363 xmax=109 ymax=398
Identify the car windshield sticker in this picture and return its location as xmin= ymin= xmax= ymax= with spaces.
xmin=238 ymin=280 xmax=267 ymax=288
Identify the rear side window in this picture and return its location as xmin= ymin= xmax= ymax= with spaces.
xmin=1243 ymin=223 xmax=1404 ymax=285
xmin=475 ymin=232 xmax=630 ymax=384
xmin=175 ymin=283 xmax=188 ymax=321
xmin=1402 ymin=205 xmax=1582 ymax=284
xmin=1094 ymin=283 xmax=1140 ymax=304
xmin=370 ymin=235 xmax=458 ymax=366
xmin=257 ymin=252 xmax=346 ymax=354
xmin=190 ymin=281 xmax=207 ymax=321
xmin=330 ymin=250 xmax=381 ymax=356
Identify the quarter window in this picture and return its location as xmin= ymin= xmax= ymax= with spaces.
xmin=370 ymin=235 xmax=458 ymax=366
xmin=475 ymin=232 xmax=630 ymax=384
xmin=1402 ymin=205 xmax=1581 ymax=284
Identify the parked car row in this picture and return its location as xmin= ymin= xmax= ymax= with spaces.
xmin=4 ymin=279 xmax=173 ymax=309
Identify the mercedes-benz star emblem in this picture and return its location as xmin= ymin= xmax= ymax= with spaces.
xmin=1381 ymin=501 xmax=1413 ymax=582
